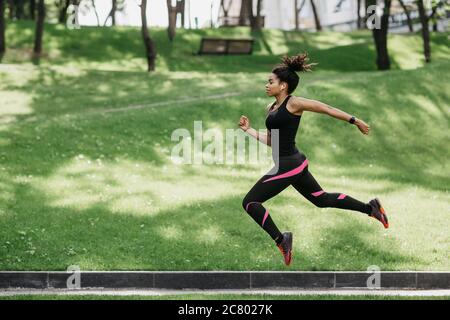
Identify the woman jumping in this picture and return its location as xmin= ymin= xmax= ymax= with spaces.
xmin=238 ymin=53 xmax=389 ymax=266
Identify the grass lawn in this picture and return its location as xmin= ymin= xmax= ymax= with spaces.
xmin=0 ymin=22 xmax=449 ymax=271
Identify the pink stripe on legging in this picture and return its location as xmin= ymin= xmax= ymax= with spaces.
xmin=311 ymin=190 xmax=325 ymax=197
xmin=245 ymin=201 xmax=260 ymax=212
xmin=338 ymin=193 xmax=347 ymax=200
xmin=262 ymin=210 xmax=269 ymax=226
xmin=263 ymin=159 xmax=308 ymax=183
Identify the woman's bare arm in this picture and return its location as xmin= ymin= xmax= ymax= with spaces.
xmin=245 ymin=128 xmax=271 ymax=146
xmin=238 ymin=115 xmax=272 ymax=146
xmin=292 ymin=97 xmax=370 ymax=135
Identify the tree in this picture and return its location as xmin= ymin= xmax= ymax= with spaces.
xmin=33 ymin=0 xmax=45 ymax=58
xmin=14 ymin=0 xmax=25 ymax=19
xmin=8 ymin=0 xmax=13 ymax=19
xmin=1 ymin=0 xmax=5 ymax=60
xmin=357 ymin=0 xmax=363 ymax=29
xmin=367 ymin=0 xmax=392 ymax=70
xmin=90 ymin=0 xmax=100 ymax=26
xmin=398 ymin=0 xmax=414 ymax=32
xmin=252 ymin=0 xmax=263 ymax=31
xmin=166 ymin=0 xmax=185 ymax=40
xmin=310 ymin=0 xmax=322 ymax=31
xmin=104 ymin=0 xmax=126 ymax=26
xmin=104 ymin=0 xmax=117 ymax=26
xmin=429 ymin=0 xmax=447 ymax=32
xmin=140 ymin=0 xmax=156 ymax=71
xmin=29 ymin=0 xmax=35 ymax=20
xmin=294 ymin=0 xmax=306 ymax=31
xmin=220 ymin=0 xmax=233 ymax=26
xmin=167 ymin=0 xmax=176 ymax=41
xmin=417 ymin=0 xmax=430 ymax=62
xmin=238 ymin=0 xmax=263 ymax=31
xmin=58 ymin=0 xmax=70 ymax=24
xmin=417 ymin=0 xmax=447 ymax=62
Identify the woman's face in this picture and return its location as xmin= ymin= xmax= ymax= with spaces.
xmin=265 ymin=73 xmax=285 ymax=97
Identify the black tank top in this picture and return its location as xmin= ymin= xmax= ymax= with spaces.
xmin=265 ymin=95 xmax=301 ymax=157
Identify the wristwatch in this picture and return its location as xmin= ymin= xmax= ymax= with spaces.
xmin=349 ymin=116 xmax=356 ymax=124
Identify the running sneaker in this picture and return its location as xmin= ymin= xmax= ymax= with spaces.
xmin=369 ymin=198 xmax=389 ymax=229
xmin=276 ymin=232 xmax=293 ymax=266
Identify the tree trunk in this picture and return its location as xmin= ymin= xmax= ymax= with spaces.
xmin=251 ymin=0 xmax=263 ymax=31
xmin=8 ymin=0 xmax=13 ymax=19
xmin=140 ymin=0 xmax=156 ymax=71
xmin=357 ymin=0 xmax=362 ymax=29
xmin=29 ymin=0 xmax=35 ymax=20
xmin=239 ymin=0 xmax=251 ymax=26
xmin=15 ymin=0 xmax=25 ymax=19
xmin=176 ymin=0 xmax=185 ymax=28
xmin=112 ymin=0 xmax=116 ymax=26
xmin=58 ymin=0 xmax=70 ymax=24
xmin=90 ymin=0 xmax=100 ymax=26
xmin=167 ymin=0 xmax=177 ymax=41
xmin=1 ymin=0 xmax=5 ymax=58
xmin=295 ymin=0 xmax=306 ymax=31
xmin=220 ymin=0 xmax=229 ymax=26
xmin=104 ymin=0 xmax=117 ymax=26
xmin=310 ymin=0 xmax=322 ymax=31
xmin=368 ymin=0 xmax=392 ymax=70
xmin=220 ymin=0 xmax=232 ymax=18
xmin=417 ymin=0 xmax=431 ymax=63
xmin=33 ymin=0 xmax=45 ymax=57
xmin=432 ymin=22 xmax=437 ymax=32
xmin=398 ymin=0 xmax=413 ymax=32
xmin=429 ymin=0 xmax=444 ymax=32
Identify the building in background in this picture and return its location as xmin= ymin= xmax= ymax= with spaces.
xmin=218 ymin=0 xmax=360 ymax=31
xmin=217 ymin=0 xmax=423 ymax=31
xmin=76 ymin=0 xmax=439 ymax=32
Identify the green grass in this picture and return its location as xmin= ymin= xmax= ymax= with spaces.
xmin=0 ymin=22 xmax=449 ymax=271
xmin=2 ymin=21 xmax=449 ymax=72
xmin=0 ymin=294 xmax=449 ymax=300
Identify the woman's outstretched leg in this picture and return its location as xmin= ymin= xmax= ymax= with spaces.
xmin=291 ymin=165 xmax=389 ymax=227
xmin=291 ymin=165 xmax=372 ymax=214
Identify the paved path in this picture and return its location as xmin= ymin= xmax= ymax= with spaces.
xmin=1 ymin=288 xmax=449 ymax=297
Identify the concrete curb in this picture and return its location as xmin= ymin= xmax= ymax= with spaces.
xmin=0 ymin=272 xmax=449 ymax=290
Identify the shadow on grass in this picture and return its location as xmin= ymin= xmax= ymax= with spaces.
xmin=0 ymin=179 xmax=424 ymax=271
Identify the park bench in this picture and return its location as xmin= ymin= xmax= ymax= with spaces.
xmin=197 ymin=37 xmax=254 ymax=55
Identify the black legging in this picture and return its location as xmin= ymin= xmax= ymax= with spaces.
xmin=242 ymin=151 xmax=372 ymax=242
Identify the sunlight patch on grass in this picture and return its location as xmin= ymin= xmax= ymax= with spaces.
xmin=158 ymin=225 xmax=183 ymax=240
xmin=405 ymin=94 xmax=445 ymax=118
xmin=0 ymin=91 xmax=33 ymax=117
xmin=0 ymin=177 xmax=14 ymax=205
xmin=389 ymin=35 xmax=424 ymax=69
xmin=196 ymin=226 xmax=223 ymax=244
xmin=308 ymin=32 xmax=368 ymax=49
xmin=31 ymin=156 xmax=248 ymax=216
xmin=264 ymin=29 xmax=290 ymax=55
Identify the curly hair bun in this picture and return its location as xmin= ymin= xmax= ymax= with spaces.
xmin=281 ymin=53 xmax=317 ymax=73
